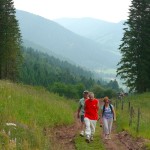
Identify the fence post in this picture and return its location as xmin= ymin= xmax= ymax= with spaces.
xmin=128 ymin=101 xmax=131 ymax=111
xmin=136 ymin=108 xmax=140 ymax=133
xmin=121 ymin=99 xmax=124 ymax=110
xmin=129 ymin=106 xmax=133 ymax=126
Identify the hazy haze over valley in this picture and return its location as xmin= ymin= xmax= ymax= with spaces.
xmin=55 ymin=18 xmax=124 ymax=55
xmin=16 ymin=10 xmax=125 ymax=80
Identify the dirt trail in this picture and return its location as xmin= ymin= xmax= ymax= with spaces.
xmin=102 ymin=128 xmax=127 ymax=150
xmin=99 ymin=100 xmax=128 ymax=150
xmin=48 ymin=101 xmax=146 ymax=150
xmin=50 ymin=121 xmax=146 ymax=150
xmin=48 ymin=113 xmax=81 ymax=150
xmin=102 ymin=127 xmax=146 ymax=150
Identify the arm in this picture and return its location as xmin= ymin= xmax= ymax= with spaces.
xmin=84 ymin=99 xmax=87 ymax=116
xmin=77 ymin=105 xmax=81 ymax=118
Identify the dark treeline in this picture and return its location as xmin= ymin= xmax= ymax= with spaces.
xmin=19 ymin=47 xmax=120 ymax=98
xmin=117 ymin=0 xmax=150 ymax=93
xmin=0 ymin=0 xmax=22 ymax=80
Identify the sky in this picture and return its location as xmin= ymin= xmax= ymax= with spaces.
xmin=13 ymin=0 xmax=131 ymax=23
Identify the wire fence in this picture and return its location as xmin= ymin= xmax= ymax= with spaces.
xmin=113 ymin=98 xmax=150 ymax=135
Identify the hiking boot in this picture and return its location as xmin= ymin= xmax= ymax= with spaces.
xmin=104 ymin=135 xmax=108 ymax=140
xmin=86 ymin=135 xmax=90 ymax=143
xmin=80 ymin=131 xmax=84 ymax=137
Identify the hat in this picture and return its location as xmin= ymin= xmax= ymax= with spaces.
xmin=83 ymin=90 xmax=89 ymax=94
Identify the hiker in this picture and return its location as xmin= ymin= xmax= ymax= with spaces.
xmin=77 ymin=90 xmax=89 ymax=136
xmin=84 ymin=92 xmax=99 ymax=142
xmin=100 ymin=96 xmax=116 ymax=140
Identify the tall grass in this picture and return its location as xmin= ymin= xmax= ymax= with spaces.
xmin=0 ymin=80 xmax=77 ymax=149
xmin=115 ymin=93 xmax=150 ymax=140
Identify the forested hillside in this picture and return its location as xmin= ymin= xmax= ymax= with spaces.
xmin=16 ymin=10 xmax=120 ymax=71
xmin=0 ymin=1 xmax=121 ymax=99
xmin=19 ymin=47 xmax=120 ymax=98
xmin=19 ymin=47 xmax=93 ymax=86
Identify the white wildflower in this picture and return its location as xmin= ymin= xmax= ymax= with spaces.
xmin=6 ymin=123 xmax=17 ymax=127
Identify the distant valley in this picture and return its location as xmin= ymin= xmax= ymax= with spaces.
xmin=16 ymin=10 xmax=124 ymax=79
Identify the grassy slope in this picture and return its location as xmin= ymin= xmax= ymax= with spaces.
xmin=0 ymin=80 xmax=105 ymax=150
xmin=115 ymin=93 xmax=150 ymax=148
xmin=1 ymin=80 xmax=150 ymax=149
xmin=0 ymin=80 xmax=76 ymax=149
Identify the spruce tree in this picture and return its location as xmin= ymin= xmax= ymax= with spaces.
xmin=117 ymin=0 xmax=150 ymax=92
xmin=0 ymin=0 xmax=22 ymax=80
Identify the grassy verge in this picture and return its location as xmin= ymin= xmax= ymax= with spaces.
xmin=114 ymin=93 xmax=150 ymax=148
xmin=75 ymin=125 xmax=105 ymax=150
xmin=0 ymin=80 xmax=77 ymax=149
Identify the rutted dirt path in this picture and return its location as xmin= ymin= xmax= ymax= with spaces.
xmin=48 ymin=114 xmax=81 ymax=150
xmin=101 ymin=125 xmax=146 ymax=150
xmin=102 ymin=128 xmax=127 ymax=150
xmin=48 ymin=111 xmax=146 ymax=149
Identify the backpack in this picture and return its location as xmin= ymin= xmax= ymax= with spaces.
xmin=102 ymin=104 xmax=114 ymax=119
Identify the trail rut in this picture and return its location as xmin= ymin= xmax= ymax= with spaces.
xmin=49 ymin=112 xmax=146 ymax=149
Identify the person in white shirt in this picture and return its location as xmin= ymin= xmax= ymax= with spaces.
xmin=77 ymin=90 xmax=89 ymax=136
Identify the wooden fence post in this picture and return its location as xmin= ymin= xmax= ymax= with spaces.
xmin=128 ymin=101 xmax=131 ymax=111
xmin=121 ymin=99 xmax=124 ymax=110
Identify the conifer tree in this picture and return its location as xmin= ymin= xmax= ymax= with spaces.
xmin=117 ymin=0 xmax=150 ymax=92
xmin=0 ymin=0 xmax=22 ymax=80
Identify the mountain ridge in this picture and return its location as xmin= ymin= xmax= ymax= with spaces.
xmin=54 ymin=17 xmax=124 ymax=55
xmin=16 ymin=10 xmax=120 ymax=74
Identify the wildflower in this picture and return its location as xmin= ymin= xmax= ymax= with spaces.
xmin=6 ymin=123 xmax=16 ymax=127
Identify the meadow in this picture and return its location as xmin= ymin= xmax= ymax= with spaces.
xmin=1 ymin=80 xmax=150 ymax=149
xmin=115 ymin=93 xmax=150 ymax=148
xmin=0 ymin=80 xmax=77 ymax=149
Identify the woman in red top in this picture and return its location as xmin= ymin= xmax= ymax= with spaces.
xmin=84 ymin=92 xmax=99 ymax=143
